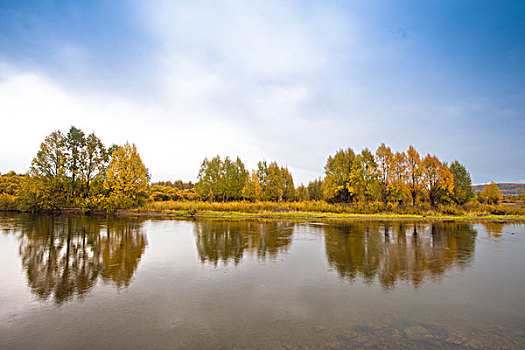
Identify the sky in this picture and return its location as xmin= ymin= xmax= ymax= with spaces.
xmin=0 ymin=0 xmax=524 ymax=185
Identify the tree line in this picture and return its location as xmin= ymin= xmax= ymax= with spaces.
xmin=0 ymin=126 xmax=513 ymax=212
xmin=188 ymin=145 xmax=477 ymax=207
xmin=194 ymin=157 xmax=296 ymax=202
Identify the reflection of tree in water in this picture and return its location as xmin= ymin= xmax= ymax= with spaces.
xmin=194 ymin=220 xmax=294 ymax=266
xmin=481 ymin=222 xmax=505 ymax=241
xmin=324 ymin=222 xmax=477 ymax=290
xmin=6 ymin=214 xmax=147 ymax=305
xmin=100 ymin=219 xmax=147 ymax=288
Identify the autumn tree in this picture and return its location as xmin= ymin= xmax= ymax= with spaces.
xmin=388 ymin=151 xmax=409 ymax=205
xmin=296 ymin=184 xmax=309 ymax=201
xmin=0 ymin=172 xmax=27 ymax=210
xmin=104 ymin=142 xmax=149 ymax=209
xmin=21 ymin=127 xmax=154 ymax=211
xmin=150 ymin=184 xmax=177 ymax=201
xmin=479 ymin=182 xmax=503 ymax=204
xmin=406 ymin=146 xmax=423 ymax=206
xmin=323 ymin=148 xmax=356 ymax=202
xmin=0 ymin=171 xmax=26 ymax=196
xmin=107 ymin=144 xmax=120 ymax=158
xmin=347 ymin=159 xmax=365 ymax=202
xmin=375 ymin=143 xmax=393 ymax=204
xmin=421 ymin=155 xmax=454 ymax=206
xmin=449 ymin=161 xmax=475 ymax=205
xmin=282 ymin=167 xmax=296 ymax=201
xmin=242 ymin=171 xmax=261 ymax=201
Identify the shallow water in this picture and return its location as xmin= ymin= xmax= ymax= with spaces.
xmin=0 ymin=214 xmax=524 ymax=349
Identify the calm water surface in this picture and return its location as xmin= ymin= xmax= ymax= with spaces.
xmin=0 ymin=214 xmax=524 ymax=349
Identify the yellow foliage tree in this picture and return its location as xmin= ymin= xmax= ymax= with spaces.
xmin=422 ymin=155 xmax=454 ymax=206
xmin=322 ymin=148 xmax=356 ymax=202
xmin=282 ymin=167 xmax=296 ymax=202
xmin=388 ymin=151 xmax=410 ymax=205
xmin=104 ymin=142 xmax=149 ymax=209
xmin=406 ymin=145 xmax=423 ymax=206
xmin=375 ymin=143 xmax=393 ymax=203
xmin=480 ymin=182 xmax=503 ymax=204
xmin=242 ymin=171 xmax=261 ymax=201
xmin=296 ymin=184 xmax=309 ymax=201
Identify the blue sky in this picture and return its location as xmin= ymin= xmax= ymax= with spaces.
xmin=0 ymin=0 xmax=524 ymax=184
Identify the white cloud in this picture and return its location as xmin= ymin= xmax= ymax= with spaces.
xmin=0 ymin=70 xmax=261 ymax=181
xmin=1 ymin=1 xmax=368 ymax=184
xmin=141 ymin=1 xmax=339 ymax=79
xmin=131 ymin=0 xmax=366 ymax=182
xmin=1 ymin=1 xmax=523 ymax=185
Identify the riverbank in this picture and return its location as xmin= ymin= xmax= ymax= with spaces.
xmin=3 ymin=201 xmax=525 ymax=222
xmin=131 ymin=200 xmax=525 ymax=222
xmin=120 ymin=208 xmax=525 ymax=222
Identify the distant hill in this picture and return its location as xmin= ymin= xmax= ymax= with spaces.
xmin=473 ymin=183 xmax=525 ymax=197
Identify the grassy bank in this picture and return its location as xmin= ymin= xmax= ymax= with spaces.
xmin=2 ymin=199 xmax=524 ymax=222
xmin=131 ymin=200 xmax=525 ymax=222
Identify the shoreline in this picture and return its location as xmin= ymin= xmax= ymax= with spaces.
xmin=124 ymin=209 xmax=525 ymax=222
xmin=2 ymin=208 xmax=524 ymax=222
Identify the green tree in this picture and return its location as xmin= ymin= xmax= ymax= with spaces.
xmin=224 ymin=157 xmax=248 ymax=201
xmin=104 ymin=142 xmax=149 ymax=209
xmin=265 ymin=162 xmax=285 ymax=201
xmin=256 ymin=161 xmax=285 ymax=201
xmin=307 ymin=178 xmax=323 ymax=201
xmin=359 ymin=149 xmax=380 ymax=202
xmin=195 ymin=156 xmax=223 ymax=201
xmin=82 ymin=132 xmax=107 ymax=196
xmin=65 ymin=126 xmax=86 ymax=199
xmin=31 ymin=130 xmax=68 ymax=178
xmin=346 ymin=149 xmax=380 ymax=203
xmin=449 ymin=161 xmax=475 ymax=205
xmin=195 ymin=156 xmax=247 ymax=201
xmin=29 ymin=130 xmax=69 ymax=208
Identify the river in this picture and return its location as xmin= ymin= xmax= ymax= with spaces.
xmin=0 ymin=214 xmax=524 ymax=349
